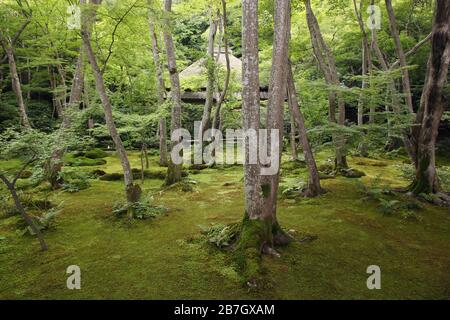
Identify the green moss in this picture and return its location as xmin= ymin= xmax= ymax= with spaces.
xmin=84 ymin=149 xmax=108 ymax=159
xmin=65 ymin=156 xmax=107 ymax=167
xmin=233 ymin=215 xmax=273 ymax=283
xmin=1 ymin=151 xmax=450 ymax=299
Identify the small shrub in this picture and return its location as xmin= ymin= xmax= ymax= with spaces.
xmin=22 ymin=206 xmax=61 ymax=236
xmin=113 ymin=195 xmax=167 ymax=220
xmin=281 ymin=181 xmax=307 ymax=199
xmin=402 ymin=211 xmax=423 ymax=222
xmin=62 ymin=179 xmax=91 ymax=193
xmin=199 ymin=223 xmax=240 ymax=248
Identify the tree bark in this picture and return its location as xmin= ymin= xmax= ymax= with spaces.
xmin=385 ymin=0 xmax=414 ymax=113
xmin=305 ymin=0 xmax=347 ymax=170
xmin=81 ymin=0 xmax=140 ymax=218
xmin=287 ymin=61 xmax=324 ymax=197
xmin=262 ymin=0 xmax=292 ymax=246
xmin=0 ymin=36 xmax=31 ymax=128
xmin=162 ymin=0 xmax=182 ymax=185
xmin=409 ymin=0 xmax=450 ymax=196
xmin=200 ymin=13 xmax=218 ymax=138
xmin=212 ymin=0 xmax=231 ymax=131
xmin=352 ymin=0 xmax=372 ymax=126
xmin=69 ymin=47 xmax=85 ymax=109
xmin=289 ymin=111 xmax=297 ymax=161
xmin=148 ymin=7 xmax=166 ymax=104
xmin=159 ymin=118 xmax=168 ymax=166
xmin=0 ymin=173 xmax=48 ymax=251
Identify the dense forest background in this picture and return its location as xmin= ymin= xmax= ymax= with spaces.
xmin=1 ymin=0 xmax=449 ymax=300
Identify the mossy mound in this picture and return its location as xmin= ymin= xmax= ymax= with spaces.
xmin=281 ymin=160 xmax=307 ymax=176
xmin=91 ymin=169 xmax=107 ymax=177
xmin=84 ymin=148 xmax=109 ymax=159
xmin=354 ymin=158 xmax=388 ymax=167
xmin=318 ymin=163 xmax=334 ymax=175
xmin=339 ymin=168 xmax=366 ymax=178
xmin=66 ymin=157 xmax=107 ymax=167
xmin=131 ymin=168 xmax=166 ymax=180
xmin=99 ymin=170 xmax=167 ymax=181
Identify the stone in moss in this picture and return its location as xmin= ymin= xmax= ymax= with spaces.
xmin=340 ymin=168 xmax=366 ymax=178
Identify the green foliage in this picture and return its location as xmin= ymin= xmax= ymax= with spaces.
xmin=84 ymin=149 xmax=109 ymax=159
xmin=113 ymin=195 xmax=167 ymax=220
xmin=22 ymin=206 xmax=61 ymax=236
xmin=199 ymin=223 xmax=240 ymax=248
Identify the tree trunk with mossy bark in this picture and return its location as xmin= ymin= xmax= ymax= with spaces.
xmin=235 ymin=0 xmax=293 ymax=286
xmin=163 ymin=0 xmax=182 ymax=185
xmin=81 ymin=0 xmax=140 ymax=218
xmin=409 ymin=0 xmax=450 ymax=198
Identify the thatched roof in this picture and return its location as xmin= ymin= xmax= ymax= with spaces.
xmin=180 ymin=47 xmax=242 ymax=83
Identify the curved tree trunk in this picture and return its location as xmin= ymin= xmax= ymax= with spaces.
xmin=287 ymin=61 xmax=324 ymax=197
xmin=81 ymin=0 xmax=140 ymax=218
xmin=385 ymin=0 xmax=414 ymax=113
xmin=0 ymin=174 xmax=48 ymax=251
xmin=162 ymin=0 xmax=182 ymax=185
xmin=409 ymin=0 xmax=450 ymax=196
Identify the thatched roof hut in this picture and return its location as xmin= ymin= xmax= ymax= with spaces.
xmin=178 ymin=47 xmax=269 ymax=103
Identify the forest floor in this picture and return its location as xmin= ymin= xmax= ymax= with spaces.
xmin=0 ymin=150 xmax=450 ymax=299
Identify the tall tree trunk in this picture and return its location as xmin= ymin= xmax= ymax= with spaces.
xmin=200 ymin=13 xmax=218 ymax=138
xmin=305 ymin=0 xmax=347 ymax=170
xmin=69 ymin=48 xmax=85 ymax=109
xmin=385 ymin=0 xmax=414 ymax=113
xmin=287 ymin=61 xmax=324 ymax=197
xmin=262 ymin=0 xmax=292 ymax=247
xmin=0 ymin=37 xmax=31 ymax=128
xmin=409 ymin=0 xmax=450 ymax=196
xmin=289 ymin=111 xmax=297 ymax=161
xmin=81 ymin=0 xmax=140 ymax=218
xmin=212 ymin=0 xmax=231 ymax=131
xmin=148 ymin=7 xmax=166 ymax=104
xmin=353 ymin=0 xmax=372 ymax=126
xmin=162 ymin=0 xmax=182 ymax=185
xmin=49 ymin=67 xmax=63 ymax=119
xmin=159 ymin=118 xmax=168 ymax=166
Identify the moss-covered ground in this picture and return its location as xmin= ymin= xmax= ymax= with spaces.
xmin=0 ymin=151 xmax=449 ymax=299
